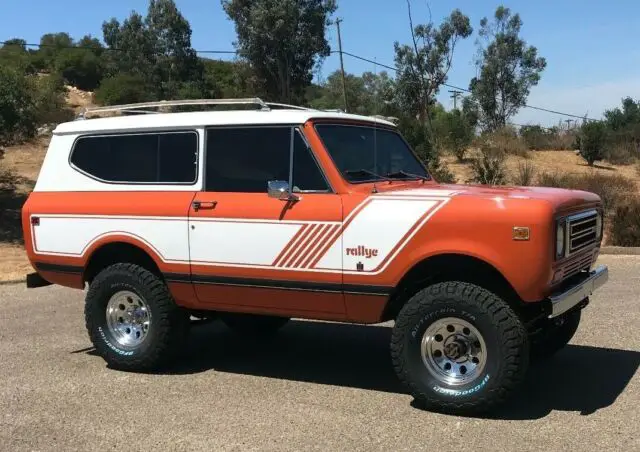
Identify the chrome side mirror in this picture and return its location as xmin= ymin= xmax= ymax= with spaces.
xmin=267 ymin=180 xmax=297 ymax=200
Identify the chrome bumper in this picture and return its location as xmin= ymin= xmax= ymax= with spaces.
xmin=548 ymin=265 xmax=608 ymax=318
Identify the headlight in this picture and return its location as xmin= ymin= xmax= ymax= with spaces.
xmin=556 ymin=221 xmax=566 ymax=258
xmin=595 ymin=212 xmax=602 ymax=240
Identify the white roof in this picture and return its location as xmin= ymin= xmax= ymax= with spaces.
xmin=53 ymin=109 xmax=396 ymax=135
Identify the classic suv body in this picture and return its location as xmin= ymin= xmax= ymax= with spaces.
xmin=22 ymin=110 xmax=603 ymax=323
xmin=21 ymin=100 xmax=609 ymax=414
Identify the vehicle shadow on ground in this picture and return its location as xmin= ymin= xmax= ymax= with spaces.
xmin=87 ymin=319 xmax=639 ymax=420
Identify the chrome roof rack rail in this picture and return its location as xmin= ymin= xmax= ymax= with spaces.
xmin=77 ymin=98 xmax=270 ymax=119
xmin=263 ymin=102 xmax=314 ymax=111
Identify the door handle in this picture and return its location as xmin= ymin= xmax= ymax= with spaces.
xmin=192 ymin=201 xmax=217 ymax=212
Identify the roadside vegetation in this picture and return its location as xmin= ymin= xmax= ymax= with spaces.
xmin=1 ymin=0 xmax=639 ymax=258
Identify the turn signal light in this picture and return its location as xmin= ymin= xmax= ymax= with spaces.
xmin=512 ymin=226 xmax=530 ymax=241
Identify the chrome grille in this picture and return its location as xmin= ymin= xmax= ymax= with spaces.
xmin=562 ymin=252 xmax=594 ymax=280
xmin=568 ymin=210 xmax=598 ymax=254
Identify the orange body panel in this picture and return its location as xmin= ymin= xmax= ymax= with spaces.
xmin=22 ymin=119 xmax=603 ymax=324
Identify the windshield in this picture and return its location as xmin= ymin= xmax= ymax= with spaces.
xmin=315 ymin=124 xmax=430 ymax=183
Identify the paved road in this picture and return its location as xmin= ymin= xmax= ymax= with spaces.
xmin=1 ymin=255 xmax=638 ymax=451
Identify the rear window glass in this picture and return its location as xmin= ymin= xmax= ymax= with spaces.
xmin=70 ymin=131 xmax=198 ymax=184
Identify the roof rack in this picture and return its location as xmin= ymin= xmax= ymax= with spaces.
xmin=77 ymin=98 xmax=318 ymax=119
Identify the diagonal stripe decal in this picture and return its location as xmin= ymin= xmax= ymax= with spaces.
xmin=272 ymin=224 xmax=309 ymax=267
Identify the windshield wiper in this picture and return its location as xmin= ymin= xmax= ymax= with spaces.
xmin=386 ymin=170 xmax=429 ymax=181
xmin=344 ymin=169 xmax=391 ymax=181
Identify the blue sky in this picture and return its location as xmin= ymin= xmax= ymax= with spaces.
xmin=2 ymin=0 xmax=639 ymax=125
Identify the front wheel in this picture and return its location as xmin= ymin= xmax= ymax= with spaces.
xmin=391 ymin=281 xmax=529 ymax=415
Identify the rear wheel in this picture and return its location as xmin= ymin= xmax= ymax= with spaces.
xmin=221 ymin=313 xmax=290 ymax=337
xmin=85 ymin=263 xmax=189 ymax=371
xmin=391 ymin=281 xmax=529 ymax=415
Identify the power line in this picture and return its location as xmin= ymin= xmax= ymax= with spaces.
xmin=334 ymin=50 xmax=597 ymax=121
xmin=1 ymin=39 xmax=597 ymax=121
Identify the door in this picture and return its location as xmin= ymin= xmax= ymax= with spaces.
xmin=188 ymin=125 xmax=345 ymax=317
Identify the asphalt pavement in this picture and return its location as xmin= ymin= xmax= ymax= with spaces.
xmin=0 ymin=255 xmax=638 ymax=451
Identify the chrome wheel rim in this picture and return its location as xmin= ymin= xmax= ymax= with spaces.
xmin=420 ymin=317 xmax=487 ymax=386
xmin=105 ymin=291 xmax=151 ymax=348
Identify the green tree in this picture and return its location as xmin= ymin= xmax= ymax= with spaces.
xmin=0 ymin=66 xmax=37 ymax=144
xmin=33 ymin=32 xmax=74 ymax=71
xmin=0 ymin=39 xmax=35 ymax=73
xmin=578 ymin=121 xmax=607 ymax=166
xmin=433 ymin=109 xmax=475 ymax=161
xmin=101 ymin=0 xmax=203 ymax=101
xmin=94 ymin=73 xmax=153 ymax=105
xmin=469 ymin=6 xmax=546 ymax=131
xmin=54 ymin=36 xmax=104 ymax=91
xmin=394 ymin=3 xmax=472 ymax=129
xmin=222 ymin=0 xmax=337 ymax=103
xmin=202 ymin=59 xmax=257 ymax=98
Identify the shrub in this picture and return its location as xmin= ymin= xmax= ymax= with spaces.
xmin=470 ymin=146 xmax=507 ymax=185
xmin=433 ymin=109 xmax=475 ymax=161
xmin=610 ymin=197 xmax=640 ymax=246
xmin=430 ymin=159 xmax=457 ymax=183
xmin=578 ymin=121 xmax=607 ymax=165
xmin=537 ymin=171 xmax=572 ymax=188
xmin=94 ymin=73 xmax=153 ymax=106
xmin=537 ymin=171 xmax=636 ymax=215
xmin=32 ymin=73 xmax=73 ymax=125
xmin=604 ymin=141 xmax=636 ymax=165
xmin=0 ymin=66 xmax=37 ymax=144
xmin=514 ymin=161 xmax=535 ymax=186
xmin=482 ymin=126 xmax=529 ymax=157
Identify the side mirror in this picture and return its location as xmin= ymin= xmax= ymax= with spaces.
xmin=267 ymin=180 xmax=298 ymax=201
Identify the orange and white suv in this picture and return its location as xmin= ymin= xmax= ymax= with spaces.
xmin=22 ymin=98 xmax=608 ymax=414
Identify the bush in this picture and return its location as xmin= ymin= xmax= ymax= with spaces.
xmin=94 ymin=73 xmax=154 ymax=106
xmin=578 ymin=121 xmax=607 ymax=165
xmin=514 ymin=161 xmax=535 ymax=186
xmin=537 ymin=171 xmax=572 ymax=188
xmin=470 ymin=146 xmax=507 ymax=185
xmin=0 ymin=66 xmax=38 ymax=144
xmin=32 ymin=73 xmax=73 ymax=125
xmin=610 ymin=197 xmax=640 ymax=246
xmin=481 ymin=126 xmax=529 ymax=157
xmin=430 ymin=159 xmax=457 ymax=183
xmin=520 ymin=124 xmax=576 ymax=150
xmin=604 ymin=141 xmax=637 ymax=165
xmin=433 ymin=109 xmax=475 ymax=161
xmin=537 ymin=171 xmax=636 ymax=215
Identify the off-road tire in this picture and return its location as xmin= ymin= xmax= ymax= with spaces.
xmin=391 ymin=281 xmax=529 ymax=415
xmin=530 ymin=309 xmax=581 ymax=361
xmin=221 ymin=313 xmax=290 ymax=337
xmin=85 ymin=263 xmax=189 ymax=371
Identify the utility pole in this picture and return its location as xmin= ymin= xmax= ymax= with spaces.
xmin=564 ymin=119 xmax=574 ymax=130
xmin=448 ymin=89 xmax=463 ymax=110
xmin=336 ymin=18 xmax=348 ymax=113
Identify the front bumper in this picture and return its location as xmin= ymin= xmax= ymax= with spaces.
xmin=548 ymin=265 xmax=608 ymax=318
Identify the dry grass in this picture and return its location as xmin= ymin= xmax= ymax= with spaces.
xmin=444 ymin=149 xmax=640 ymax=188
xmin=0 ymin=245 xmax=32 ymax=282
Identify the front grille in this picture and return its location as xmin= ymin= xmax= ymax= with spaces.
xmin=568 ymin=210 xmax=598 ymax=254
xmin=562 ymin=252 xmax=593 ymax=280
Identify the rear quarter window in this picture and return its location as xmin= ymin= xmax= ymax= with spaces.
xmin=70 ymin=131 xmax=198 ymax=184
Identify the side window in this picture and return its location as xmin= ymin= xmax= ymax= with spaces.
xmin=70 ymin=132 xmax=197 ymax=183
xmin=205 ymin=127 xmax=329 ymax=193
